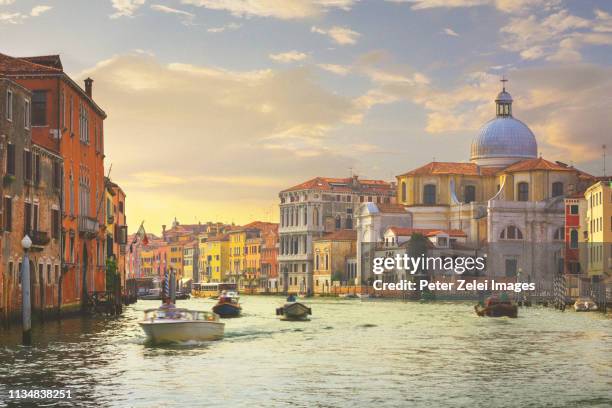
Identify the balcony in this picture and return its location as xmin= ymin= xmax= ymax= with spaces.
xmin=28 ymin=230 xmax=50 ymax=249
xmin=78 ymin=215 xmax=99 ymax=238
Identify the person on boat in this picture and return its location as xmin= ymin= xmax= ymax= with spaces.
xmin=287 ymin=294 xmax=297 ymax=302
xmin=160 ymin=297 xmax=178 ymax=318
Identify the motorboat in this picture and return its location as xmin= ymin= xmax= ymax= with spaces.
xmin=212 ymin=291 xmax=242 ymax=318
xmin=276 ymin=295 xmax=312 ymax=321
xmin=573 ymin=297 xmax=598 ymax=312
xmin=474 ymin=295 xmax=518 ymax=318
xmin=138 ymin=288 xmax=162 ymax=301
xmin=139 ymin=306 xmax=225 ymax=343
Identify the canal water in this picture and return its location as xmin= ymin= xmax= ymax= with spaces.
xmin=0 ymin=296 xmax=611 ymax=407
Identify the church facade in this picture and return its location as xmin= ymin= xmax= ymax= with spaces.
xmin=357 ymin=83 xmax=595 ymax=291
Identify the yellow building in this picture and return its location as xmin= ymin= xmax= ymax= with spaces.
xmin=228 ymin=229 xmax=246 ymax=284
xmin=585 ymin=180 xmax=611 ymax=277
xmin=313 ymin=230 xmax=357 ymax=295
xmin=140 ymin=249 xmax=155 ymax=276
xmin=168 ymin=243 xmax=184 ymax=280
xmin=244 ymin=235 xmax=262 ymax=292
xmin=199 ymin=234 xmax=229 ymax=283
xmin=182 ymin=240 xmax=198 ymax=283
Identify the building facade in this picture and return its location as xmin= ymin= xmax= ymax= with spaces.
xmin=278 ymin=176 xmax=396 ymax=295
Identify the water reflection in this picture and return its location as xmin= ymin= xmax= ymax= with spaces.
xmin=0 ymin=297 xmax=611 ymax=408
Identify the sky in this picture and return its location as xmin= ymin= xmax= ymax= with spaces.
xmin=1 ymin=0 xmax=611 ymax=234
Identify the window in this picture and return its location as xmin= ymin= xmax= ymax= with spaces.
xmin=51 ymin=209 xmax=60 ymax=239
xmin=505 ymin=259 xmax=517 ymax=277
xmin=31 ymin=91 xmax=47 ymax=126
xmin=570 ymin=204 xmax=578 ymax=215
xmin=33 ymin=203 xmax=39 ymax=232
xmin=2 ymin=197 xmax=12 ymax=231
xmin=52 ymin=161 xmax=61 ymax=189
xmin=401 ymin=181 xmax=407 ymax=202
xmin=346 ymin=215 xmax=353 ymax=229
xmin=570 ymin=229 xmax=578 ymax=249
xmin=6 ymin=143 xmax=15 ymax=175
xmin=423 ymin=184 xmax=436 ymax=205
xmin=60 ymin=90 xmax=65 ymax=129
xmin=500 ymin=225 xmax=523 ymax=240
xmin=55 ymin=265 xmax=59 ymax=284
xmin=552 ymin=182 xmax=563 ymax=197
xmin=335 ymin=215 xmax=341 ymax=229
xmin=6 ymin=89 xmax=13 ymax=121
xmin=34 ymin=154 xmax=40 ymax=185
xmin=464 ymin=185 xmax=476 ymax=204
xmin=24 ymin=202 xmax=32 ymax=234
xmin=47 ymin=264 xmax=51 ymax=285
xmin=517 ymin=182 xmax=529 ymax=201
xmin=24 ymin=99 xmax=30 ymax=129
xmin=23 ymin=150 xmax=32 ymax=182
xmin=553 ymin=227 xmax=563 ymax=241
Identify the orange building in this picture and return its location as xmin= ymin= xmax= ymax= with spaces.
xmin=2 ymin=53 xmax=107 ymax=312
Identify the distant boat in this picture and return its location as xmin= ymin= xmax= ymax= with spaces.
xmin=573 ymin=297 xmax=598 ymax=312
xmin=138 ymin=288 xmax=162 ymax=301
xmin=212 ymin=291 xmax=242 ymax=318
xmin=474 ymin=295 xmax=518 ymax=318
xmin=139 ymin=306 xmax=224 ymax=343
xmin=276 ymin=295 xmax=312 ymax=321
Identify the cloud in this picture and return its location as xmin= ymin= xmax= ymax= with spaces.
xmin=207 ymin=22 xmax=241 ymax=32
xmin=269 ymin=50 xmax=308 ymax=63
xmin=79 ymin=53 xmax=361 ymax=230
xmin=110 ymin=0 xmax=146 ymax=18
xmin=150 ymin=4 xmax=195 ymax=24
xmin=30 ymin=5 xmax=52 ymax=17
xmin=501 ymin=8 xmax=612 ymax=62
xmin=0 ymin=4 xmax=52 ymax=23
xmin=317 ymin=63 xmax=350 ymax=75
xmin=442 ymin=28 xmax=459 ymax=37
xmin=0 ymin=0 xmax=15 ymax=4
xmin=181 ymin=0 xmax=356 ymax=20
xmin=311 ymin=25 xmax=361 ymax=45
xmin=388 ymin=0 xmax=561 ymax=13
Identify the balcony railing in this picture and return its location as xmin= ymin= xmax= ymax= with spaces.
xmin=29 ymin=230 xmax=50 ymax=247
xmin=78 ymin=215 xmax=99 ymax=237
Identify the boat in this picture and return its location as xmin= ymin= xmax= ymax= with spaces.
xmin=139 ymin=305 xmax=224 ymax=343
xmin=138 ymin=288 xmax=162 ymax=301
xmin=175 ymin=291 xmax=191 ymax=300
xmin=192 ymin=282 xmax=238 ymax=299
xmin=276 ymin=295 xmax=312 ymax=321
xmin=212 ymin=291 xmax=242 ymax=318
xmin=573 ymin=297 xmax=598 ymax=312
xmin=474 ymin=295 xmax=518 ymax=318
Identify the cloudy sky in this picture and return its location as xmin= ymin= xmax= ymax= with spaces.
xmin=2 ymin=0 xmax=611 ymax=233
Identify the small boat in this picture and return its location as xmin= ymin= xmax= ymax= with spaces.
xmin=139 ymin=305 xmax=225 ymax=343
xmin=573 ymin=297 xmax=598 ymax=312
xmin=276 ymin=295 xmax=312 ymax=321
xmin=175 ymin=291 xmax=191 ymax=300
xmin=138 ymin=288 xmax=162 ymax=301
xmin=212 ymin=291 xmax=242 ymax=318
xmin=474 ymin=295 xmax=518 ymax=318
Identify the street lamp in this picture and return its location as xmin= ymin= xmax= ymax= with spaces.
xmin=21 ymin=235 xmax=32 ymax=345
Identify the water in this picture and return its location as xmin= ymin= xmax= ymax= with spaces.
xmin=0 ymin=297 xmax=611 ymax=408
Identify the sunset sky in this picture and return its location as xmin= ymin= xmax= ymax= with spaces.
xmin=2 ymin=0 xmax=611 ymax=234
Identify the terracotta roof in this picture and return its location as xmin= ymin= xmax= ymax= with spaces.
xmin=386 ymin=227 xmax=466 ymax=238
xmin=0 ymin=52 xmax=62 ymax=74
xmin=499 ymin=157 xmax=575 ymax=173
xmin=398 ymin=162 xmax=499 ymax=177
xmin=282 ymin=176 xmax=393 ymax=194
xmin=314 ymin=229 xmax=357 ymax=241
xmin=19 ymin=55 xmax=63 ymax=70
xmin=207 ymin=234 xmax=229 ymax=242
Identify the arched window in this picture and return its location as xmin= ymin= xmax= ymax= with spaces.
xmin=401 ymin=181 xmax=407 ymax=202
xmin=315 ymin=254 xmax=320 ymax=270
xmin=500 ymin=225 xmax=524 ymax=240
xmin=553 ymin=227 xmax=564 ymax=241
xmin=313 ymin=207 xmax=319 ymax=226
xmin=335 ymin=215 xmax=341 ymax=229
xmin=423 ymin=184 xmax=436 ymax=205
xmin=324 ymin=254 xmax=329 ymax=270
xmin=517 ymin=182 xmax=529 ymax=201
xmin=464 ymin=185 xmax=476 ymax=204
xmin=552 ymin=182 xmax=564 ymax=197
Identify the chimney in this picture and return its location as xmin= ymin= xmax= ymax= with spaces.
xmin=84 ymin=77 xmax=93 ymax=98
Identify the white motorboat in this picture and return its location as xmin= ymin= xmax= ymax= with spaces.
xmin=139 ymin=307 xmax=225 ymax=343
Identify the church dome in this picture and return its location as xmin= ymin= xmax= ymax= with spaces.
xmin=470 ymin=82 xmax=537 ymax=167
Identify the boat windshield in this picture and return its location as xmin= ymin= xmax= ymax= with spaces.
xmin=143 ymin=308 xmax=218 ymax=322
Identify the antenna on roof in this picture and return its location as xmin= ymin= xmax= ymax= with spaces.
xmin=500 ymin=75 xmax=508 ymax=92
